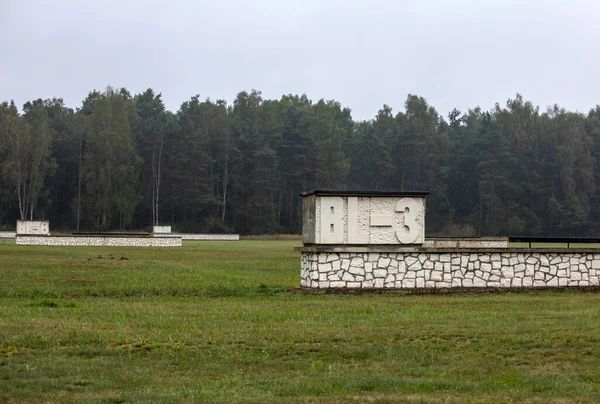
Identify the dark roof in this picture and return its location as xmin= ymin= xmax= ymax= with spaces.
xmin=300 ymin=189 xmax=429 ymax=197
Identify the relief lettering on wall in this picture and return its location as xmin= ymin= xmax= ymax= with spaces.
xmin=395 ymin=198 xmax=419 ymax=244
xmin=317 ymin=196 xmax=424 ymax=245
xmin=16 ymin=220 xmax=50 ymax=235
xmin=320 ymin=197 xmax=344 ymax=244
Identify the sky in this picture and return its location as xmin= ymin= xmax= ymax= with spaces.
xmin=1 ymin=0 xmax=599 ymax=121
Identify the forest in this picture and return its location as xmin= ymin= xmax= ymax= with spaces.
xmin=1 ymin=88 xmax=599 ymax=236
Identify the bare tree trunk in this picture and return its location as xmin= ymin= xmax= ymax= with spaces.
xmin=17 ymin=181 xmax=24 ymax=220
xmin=29 ymin=149 xmax=42 ymax=221
xmin=151 ymin=145 xmax=156 ymax=227
xmin=16 ymin=133 xmax=25 ymax=220
xmin=221 ymin=145 xmax=228 ymax=222
xmin=77 ymin=133 xmax=83 ymax=231
xmin=106 ymin=159 xmax=112 ymax=228
xmin=155 ymin=136 xmax=163 ymax=226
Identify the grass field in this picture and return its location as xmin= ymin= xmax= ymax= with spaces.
xmin=1 ymin=240 xmax=600 ymax=403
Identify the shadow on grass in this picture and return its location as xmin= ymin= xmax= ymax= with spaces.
xmin=13 ymin=284 xmax=293 ymax=299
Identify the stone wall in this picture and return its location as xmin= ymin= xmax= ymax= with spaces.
xmin=0 ymin=232 xmax=16 ymax=239
xmin=300 ymin=250 xmax=600 ymax=289
xmin=174 ymin=234 xmax=240 ymax=241
xmin=16 ymin=235 xmax=182 ymax=247
xmin=15 ymin=233 xmax=239 ymax=245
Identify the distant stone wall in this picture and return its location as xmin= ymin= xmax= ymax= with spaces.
xmin=16 ymin=235 xmax=181 ymax=247
xmin=174 ymin=234 xmax=240 ymax=241
xmin=0 ymin=232 xmax=16 ymax=239
xmin=422 ymin=238 xmax=508 ymax=249
xmin=300 ymin=249 xmax=600 ymax=289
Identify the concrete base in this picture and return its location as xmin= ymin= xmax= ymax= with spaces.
xmin=422 ymin=238 xmax=508 ymax=248
xmin=295 ymin=285 xmax=600 ymax=295
xmin=17 ymin=235 xmax=182 ymax=247
xmin=300 ymin=248 xmax=600 ymax=290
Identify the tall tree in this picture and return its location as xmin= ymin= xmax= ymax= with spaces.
xmin=277 ymin=96 xmax=315 ymax=230
xmin=229 ymin=90 xmax=279 ymax=233
xmin=0 ymin=100 xmax=56 ymax=220
xmin=165 ymin=96 xmax=216 ymax=231
xmin=42 ymin=98 xmax=75 ymax=228
xmin=306 ymin=99 xmax=352 ymax=189
xmin=133 ymin=89 xmax=170 ymax=227
xmin=82 ymin=87 xmax=141 ymax=229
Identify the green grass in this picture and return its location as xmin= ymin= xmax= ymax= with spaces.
xmin=0 ymin=240 xmax=298 ymax=299
xmin=1 ymin=241 xmax=600 ymax=403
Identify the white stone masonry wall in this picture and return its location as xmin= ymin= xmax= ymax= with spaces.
xmin=301 ymin=251 xmax=600 ymax=289
xmin=0 ymin=232 xmax=16 ymax=239
xmin=17 ymin=236 xmax=182 ymax=247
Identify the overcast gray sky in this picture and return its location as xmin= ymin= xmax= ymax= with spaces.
xmin=1 ymin=0 xmax=599 ymax=120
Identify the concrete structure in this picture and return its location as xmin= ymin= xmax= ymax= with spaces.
xmin=12 ymin=220 xmax=237 ymax=246
xmin=150 ymin=224 xmax=239 ymax=241
xmin=16 ymin=220 xmax=49 ymax=235
xmin=16 ymin=235 xmax=181 ymax=247
xmin=422 ymin=238 xmax=508 ymax=249
xmin=0 ymin=232 xmax=16 ymax=239
xmin=153 ymin=226 xmax=172 ymax=234
xmin=298 ymin=190 xmax=600 ymax=290
xmin=302 ymin=190 xmax=427 ymax=245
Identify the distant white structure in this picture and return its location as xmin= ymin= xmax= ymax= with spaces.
xmin=17 ymin=235 xmax=181 ymax=247
xmin=16 ymin=220 xmax=50 ymax=235
xmin=151 ymin=225 xmax=238 ymax=240
xmin=177 ymin=234 xmax=239 ymax=241
xmin=153 ymin=225 xmax=172 ymax=234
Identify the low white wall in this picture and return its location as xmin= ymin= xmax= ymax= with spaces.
xmin=300 ymin=250 xmax=600 ymax=289
xmin=16 ymin=235 xmax=181 ymax=247
xmin=170 ymin=234 xmax=239 ymax=241
xmin=0 ymin=232 xmax=16 ymax=239
xmin=422 ymin=238 xmax=508 ymax=248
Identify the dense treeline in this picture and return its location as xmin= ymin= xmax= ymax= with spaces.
xmin=1 ymin=88 xmax=599 ymax=236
